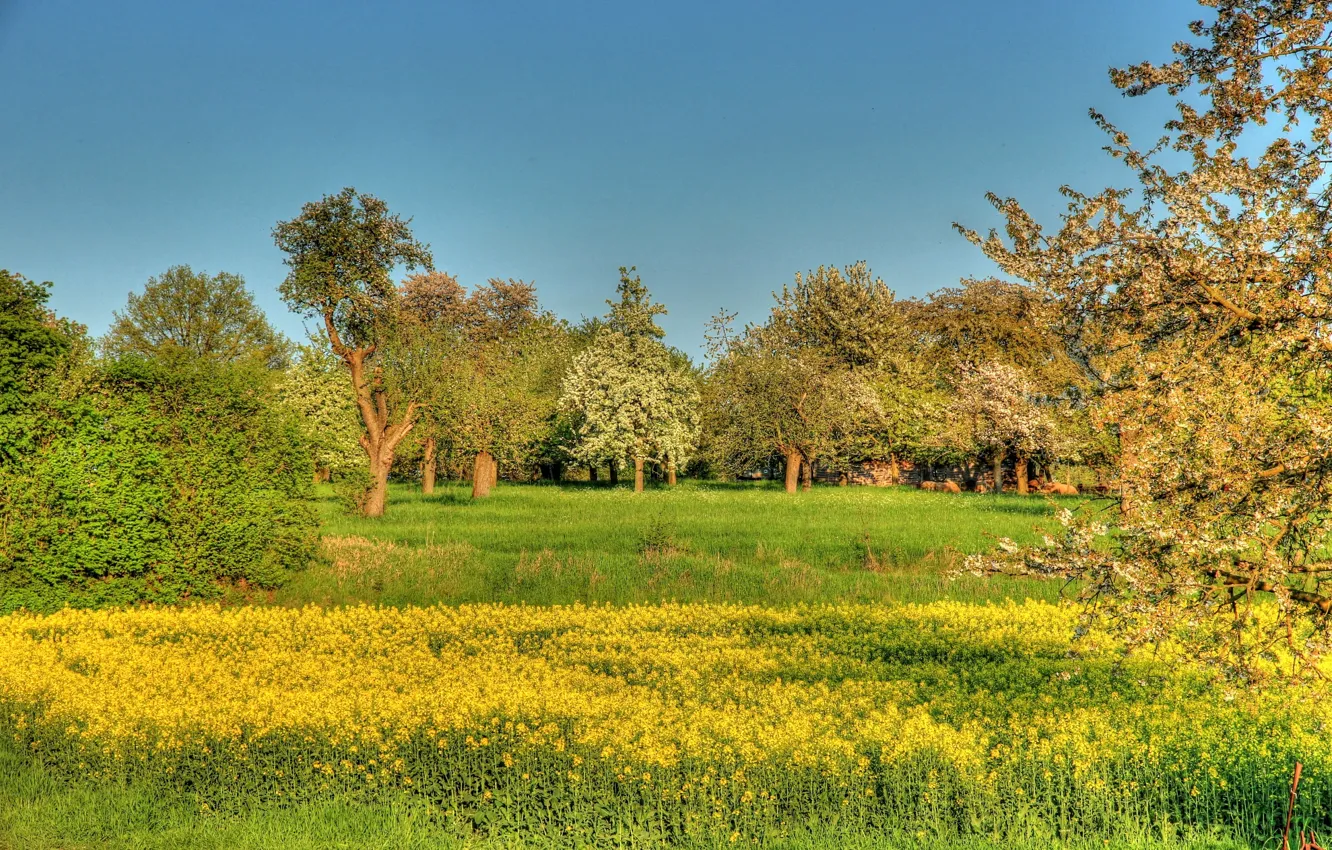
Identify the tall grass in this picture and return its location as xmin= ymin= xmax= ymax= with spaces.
xmin=269 ymin=481 xmax=1075 ymax=608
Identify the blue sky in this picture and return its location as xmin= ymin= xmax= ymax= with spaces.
xmin=0 ymin=0 xmax=1194 ymax=356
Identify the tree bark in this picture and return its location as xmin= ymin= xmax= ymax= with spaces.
xmin=993 ymin=448 xmax=1005 ymax=494
xmin=609 ymin=463 xmax=619 ymax=486
xmin=800 ymin=460 xmax=812 ymax=492
xmin=784 ymin=447 xmax=803 ymax=494
xmin=488 ymin=453 xmax=499 ymax=490
xmin=666 ymin=457 xmax=677 ymax=486
xmin=589 ymin=466 xmax=598 ymax=483
xmin=634 ymin=456 xmax=645 ymax=493
xmin=472 ymin=450 xmax=495 ymax=499
xmin=1016 ymin=453 xmax=1029 ymax=495
xmin=422 ymin=437 xmax=436 ymax=495
xmin=334 ymin=339 xmax=419 ymax=518
xmin=889 ymin=453 xmax=900 ymax=485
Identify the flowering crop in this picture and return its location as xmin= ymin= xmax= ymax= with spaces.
xmin=0 ymin=601 xmax=1325 ymax=843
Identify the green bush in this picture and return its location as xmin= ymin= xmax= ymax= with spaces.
xmin=0 ymin=355 xmax=318 ymax=611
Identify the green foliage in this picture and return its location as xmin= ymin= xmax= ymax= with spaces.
xmin=0 ymin=356 xmax=318 ymax=612
xmin=274 ymin=187 xmax=433 ymax=354
xmin=104 ymin=265 xmax=290 ymax=368
xmin=275 ymin=343 xmax=364 ymax=477
xmin=0 ymin=270 xmax=74 ymax=416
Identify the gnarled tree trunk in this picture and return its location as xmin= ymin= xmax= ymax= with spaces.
xmin=422 ymin=436 xmax=436 ymax=495
xmin=783 ymin=447 xmax=803 ymax=494
xmin=341 ymin=343 xmax=419 ymax=518
xmin=634 ymin=455 xmax=645 ymax=493
xmin=472 ymin=449 xmax=495 ymax=499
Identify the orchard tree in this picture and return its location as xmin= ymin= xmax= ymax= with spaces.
xmin=561 ymin=268 xmax=699 ymax=492
xmin=274 ymin=187 xmax=432 ymax=517
xmin=948 ymin=361 xmax=1060 ymax=494
xmin=105 ymin=266 xmax=289 ymax=367
xmin=398 ymin=274 xmax=563 ymax=498
xmin=704 ymin=262 xmax=905 ymax=492
xmin=957 ymin=0 xmax=1332 ymax=677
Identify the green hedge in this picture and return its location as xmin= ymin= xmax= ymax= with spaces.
xmin=0 ymin=356 xmax=318 ymax=611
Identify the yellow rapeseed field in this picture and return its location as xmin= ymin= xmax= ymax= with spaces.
xmin=0 ymin=601 xmax=1324 ymax=841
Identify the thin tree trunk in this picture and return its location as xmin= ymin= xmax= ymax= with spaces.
xmin=666 ymin=456 xmax=677 ymax=486
xmin=589 ymin=466 xmax=598 ymax=483
xmin=422 ymin=437 xmax=436 ymax=495
xmin=993 ymin=448 xmax=1005 ymax=494
xmin=889 ymin=453 xmax=900 ymax=485
xmin=634 ymin=456 xmax=645 ymax=493
xmin=800 ymin=460 xmax=812 ymax=492
xmin=472 ymin=450 xmax=495 ymax=499
xmin=784 ymin=447 xmax=803 ymax=494
xmin=1017 ymin=453 xmax=1029 ymax=495
xmin=609 ymin=463 xmax=619 ymax=486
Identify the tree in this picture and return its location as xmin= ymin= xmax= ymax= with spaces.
xmin=395 ymin=274 xmax=556 ymax=497
xmin=703 ymin=263 xmax=903 ymax=492
xmin=948 ymin=361 xmax=1060 ymax=494
xmin=561 ymin=268 xmax=699 ymax=492
xmin=956 ymin=0 xmax=1332 ymax=677
xmin=274 ymin=187 xmax=433 ymax=517
xmin=105 ymin=266 xmax=289 ymax=367
xmin=275 ymin=343 xmax=364 ymax=484
xmin=0 ymin=270 xmax=73 ymax=417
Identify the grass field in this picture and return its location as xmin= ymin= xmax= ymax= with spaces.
xmin=273 ymin=481 xmax=1074 ymax=608
xmin=0 ymin=481 xmax=1313 ymax=850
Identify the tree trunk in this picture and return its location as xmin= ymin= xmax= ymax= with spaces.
xmin=1017 ymin=453 xmax=1029 ymax=495
xmin=609 ymin=463 xmax=619 ymax=486
xmin=666 ymin=457 xmax=677 ymax=486
xmin=488 ymin=453 xmax=499 ymax=490
xmin=422 ymin=437 xmax=436 ymax=495
xmin=364 ymin=454 xmax=391 ymax=517
xmin=993 ymin=448 xmax=1005 ymax=494
xmin=889 ymin=453 xmax=900 ymax=485
xmin=472 ymin=450 xmax=495 ymax=499
xmin=784 ymin=447 xmax=803 ymax=494
xmin=589 ymin=466 xmax=598 ymax=483
xmin=338 ymin=344 xmax=420 ymax=518
xmin=634 ymin=456 xmax=645 ymax=493
xmin=800 ymin=460 xmax=812 ymax=492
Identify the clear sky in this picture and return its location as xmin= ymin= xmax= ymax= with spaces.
xmin=0 ymin=0 xmax=1195 ymax=356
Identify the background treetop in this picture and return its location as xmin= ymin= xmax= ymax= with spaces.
xmin=104 ymin=265 xmax=289 ymax=368
xmin=273 ymin=187 xmax=433 ymax=356
xmin=606 ymin=266 xmax=666 ymax=340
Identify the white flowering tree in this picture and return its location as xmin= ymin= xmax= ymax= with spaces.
xmin=275 ymin=344 xmax=364 ymax=483
xmin=957 ymin=0 xmax=1332 ymax=678
xmin=949 ymin=361 xmax=1060 ymax=493
xmin=560 ymin=268 xmax=699 ymax=491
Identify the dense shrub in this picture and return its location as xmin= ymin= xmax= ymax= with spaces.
xmin=0 ymin=355 xmax=318 ymax=611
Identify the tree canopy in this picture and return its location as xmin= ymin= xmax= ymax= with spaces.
xmin=104 ymin=266 xmax=289 ymax=367
xmin=958 ymin=0 xmax=1332 ymax=678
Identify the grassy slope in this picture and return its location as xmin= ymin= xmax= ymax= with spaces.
xmin=274 ymin=480 xmax=1075 ymax=608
